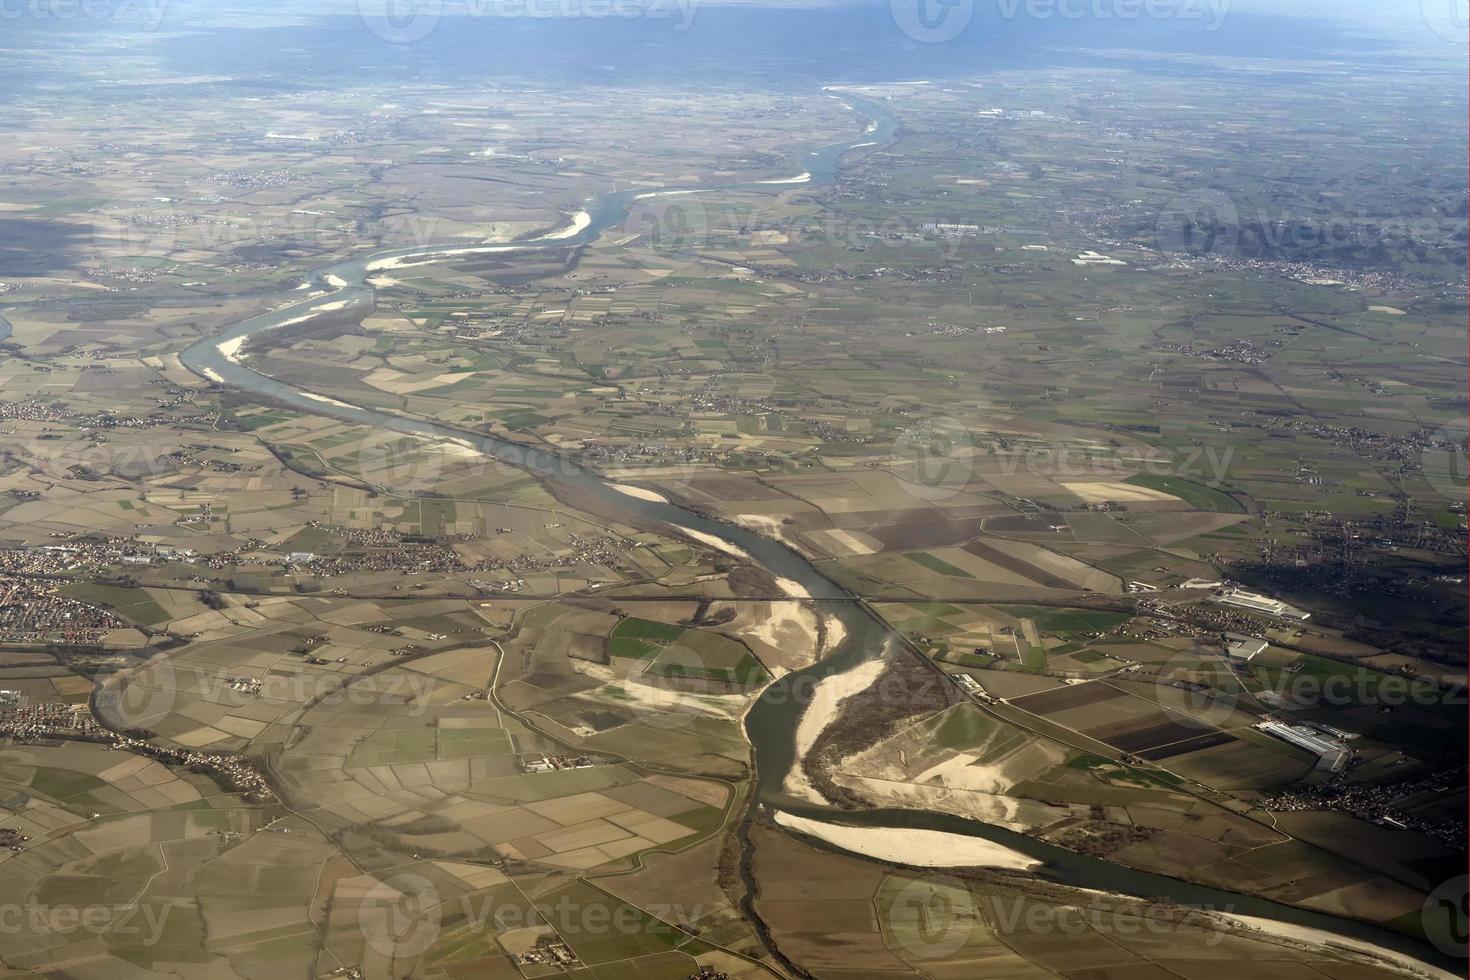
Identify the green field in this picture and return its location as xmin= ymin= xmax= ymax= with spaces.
xmin=611 ymin=618 xmax=685 ymax=641
xmin=907 ymin=551 xmax=975 ymax=578
xmin=1125 ymin=473 xmax=1244 ymax=513
xmin=998 ymin=606 xmax=1131 ymax=636
xmin=62 ymin=584 xmax=170 ymax=626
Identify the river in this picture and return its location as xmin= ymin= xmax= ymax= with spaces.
xmin=175 ymin=93 xmax=1456 ymax=974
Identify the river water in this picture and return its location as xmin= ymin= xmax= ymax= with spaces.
xmin=175 ymin=94 xmax=1455 ymax=973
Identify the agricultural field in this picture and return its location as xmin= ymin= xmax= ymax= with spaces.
xmin=0 ymin=6 xmax=1463 ymax=980
xmin=750 ymin=823 xmax=1423 ymax=980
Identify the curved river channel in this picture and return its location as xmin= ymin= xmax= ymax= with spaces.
xmin=178 ymin=94 xmax=1454 ymax=973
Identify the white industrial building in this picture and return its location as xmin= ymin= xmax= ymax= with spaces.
xmin=1215 ymin=588 xmax=1310 ymax=621
xmin=1256 ymin=721 xmax=1350 ymax=772
xmin=1227 ymin=638 xmax=1269 ymax=662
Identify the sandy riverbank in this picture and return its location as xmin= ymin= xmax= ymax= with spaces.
xmin=822 ymin=613 xmax=846 ymax=655
xmin=783 ymin=657 xmax=887 ymax=802
xmin=633 ymin=188 xmax=700 ymax=201
xmin=774 ymin=576 xmax=811 ymax=598
xmin=543 ymin=209 xmax=591 ymax=240
xmin=1217 ymin=914 xmax=1459 ymax=980
xmin=744 ymin=601 xmax=819 ymax=669
xmin=757 ymin=172 xmax=811 ymax=185
xmin=216 ymin=337 xmax=246 ymax=363
xmin=365 ymin=243 xmax=522 ymax=273
xmin=680 ymin=527 xmax=752 ymax=560
xmin=301 ymin=392 xmax=357 ymax=410
xmin=774 ymin=811 xmax=1040 ymax=870
xmin=609 ymin=483 xmax=668 ymax=503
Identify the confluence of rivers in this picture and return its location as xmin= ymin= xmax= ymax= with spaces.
xmin=173 ymin=92 xmax=1454 ymax=974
